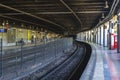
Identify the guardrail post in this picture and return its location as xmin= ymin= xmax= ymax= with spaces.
xmin=62 ymin=38 xmax=64 ymax=52
xmin=34 ymin=38 xmax=37 ymax=65
xmin=54 ymin=39 xmax=57 ymax=59
xmin=43 ymin=39 xmax=46 ymax=62
xmin=20 ymin=38 xmax=23 ymax=68
xmin=56 ymin=39 xmax=58 ymax=57
xmin=0 ymin=39 xmax=2 ymax=77
xmin=35 ymin=38 xmax=36 ymax=46
xmin=15 ymin=56 xmax=18 ymax=77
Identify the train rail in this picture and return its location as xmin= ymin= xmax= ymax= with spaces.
xmin=37 ymin=41 xmax=92 ymax=80
xmin=68 ymin=41 xmax=92 ymax=80
xmin=0 ymin=41 xmax=92 ymax=80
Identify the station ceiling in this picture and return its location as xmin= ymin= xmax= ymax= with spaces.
xmin=0 ymin=0 xmax=118 ymax=34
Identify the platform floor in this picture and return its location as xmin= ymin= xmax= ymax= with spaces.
xmin=91 ymin=43 xmax=120 ymax=80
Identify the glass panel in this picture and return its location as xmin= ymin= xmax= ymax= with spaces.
xmin=7 ymin=29 xmax=16 ymax=43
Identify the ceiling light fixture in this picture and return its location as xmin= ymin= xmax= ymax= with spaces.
xmin=6 ymin=20 xmax=9 ymax=24
xmin=104 ymin=1 xmax=109 ymax=8
xmin=99 ymin=19 xmax=102 ymax=23
xmin=102 ymin=13 xmax=105 ymax=18
xmin=2 ymin=21 xmax=5 ymax=26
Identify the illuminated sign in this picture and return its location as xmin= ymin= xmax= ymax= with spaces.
xmin=0 ymin=29 xmax=7 ymax=33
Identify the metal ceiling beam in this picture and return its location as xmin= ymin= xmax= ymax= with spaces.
xmin=0 ymin=11 xmax=108 ymax=15
xmin=0 ymin=3 xmax=66 ymax=30
xmin=0 ymin=15 xmax=36 ymax=25
xmin=60 ymin=0 xmax=83 ymax=27
xmin=1 ymin=1 xmax=105 ymax=4
xmin=9 ymin=8 xmax=105 ymax=12
xmin=10 ymin=4 xmax=104 ymax=7
xmin=1 ymin=1 xmax=56 ymax=4
xmin=12 ymin=6 xmax=104 ymax=10
xmin=0 ymin=14 xmax=61 ymax=32
xmin=70 ymin=2 xmax=104 ymax=6
xmin=37 ymin=11 xmax=108 ymax=14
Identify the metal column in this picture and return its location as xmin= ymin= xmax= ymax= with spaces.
xmin=89 ymin=31 xmax=91 ymax=42
xmin=87 ymin=32 xmax=89 ymax=41
xmin=90 ymin=31 xmax=91 ymax=42
xmin=100 ymin=27 xmax=101 ymax=45
xmin=101 ymin=26 xmax=104 ymax=45
xmin=97 ymin=28 xmax=98 ymax=44
xmin=103 ymin=25 xmax=107 ymax=47
xmin=103 ymin=25 xmax=105 ymax=47
xmin=117 ymin=15 xmax=120 ymax=53
xmin=93 ymin=29 xmax=96 ymax=43
xmin=98 ymin=28 xmax=100 ymax=44
xmin=95 ymin=29 xmax=97 ymax=43
xmin=108 ymin=21 xmax=112 ymax=49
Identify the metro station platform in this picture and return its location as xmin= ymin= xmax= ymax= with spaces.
xmin=81 ymin=42 xmax=120 ymax=80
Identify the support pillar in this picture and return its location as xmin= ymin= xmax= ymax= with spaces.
xmin=98 ymin=27 xmax=101 ymax=44
xmin=90 ymin=31 xmax=92 ymax=42
xmin=98 ymin=28 xmax=100 ymax=44
xmin=101 ymin=26 xmax=103 ymax=45
xmin=87 ymin=32 xmax=89 ymax=41
xmin=88 ymin=32 xmax=89 ymax=42
xmin=96 ymin=28 xmax=98 ymax=44
xmin=89 ymin=31 xmax=91 ymax=42
xmin=117 ymin=15 xmax=120 ymax=53
xmin=93 ymin=29 xmax=96 ymax=43
xmin=103 ymin=25 xmax=105 ymax=46
xmin=95 ymin=29 xmax=97 ymax=43
xmin=108 ymin=21 xmax=112 ymax=50
xmin=88 ymin=31 xmax=90 ymax=42
xmin=100 ymin=27 xmax=101 ymax=45
xmin=85 ymin=32 xmax=87 ymax=41
xmin=103 ymin=25 xmax=108 ymax=47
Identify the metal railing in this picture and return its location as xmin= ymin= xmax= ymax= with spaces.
xmin=0 ymin=37 xmax=73 ymax=79
xmin=0 ymin=39 xmax=2 ymax=77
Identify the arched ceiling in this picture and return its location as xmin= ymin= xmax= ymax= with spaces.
xmin=0 ymin=0 xmax=118 ymax=34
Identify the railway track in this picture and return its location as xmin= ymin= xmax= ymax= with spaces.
xmin=1 ymin=42 xmax=57 ymax=75
xmin=37 ymin=41 xmax=92 ymax=80
xmin=1 ymin=41 xmax=91 ymax=80
xmin=0 ymin=39 xmax=75 ymax=80
xmin=68 ymin=41 xmax=92 ymax=80
xmin=37 ymin=42 xmax=79 ymax=80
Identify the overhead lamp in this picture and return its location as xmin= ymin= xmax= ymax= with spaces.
xmin=99 ymin=19 xmax=102 ymax=23
xmin=13 ymin=22 xmax=15 ymax=24
xmin=30 ymin=25 xmax=31 ymax=29
xmin=104 ymin=1 xmax=109 ymax=8
xmin=118 ymin=12 xmax=120 ymax=16
xmin=21 ymin=23 xmax=24 ymax=27
xmin=35 ymin=0 xmax=38 ymax=2
xmin=6 ymin=20 xmax=9 ymax=24
xmin=102 ymin=13 xmax=105 ymax=18
xmin=2 ymin=21 xmax=5 ymax=26
xmin=19 ymin=29 xmax=22 ymax=32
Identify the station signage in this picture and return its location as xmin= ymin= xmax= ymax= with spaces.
xmin=0 ymin=29 xmax=7 ymax=33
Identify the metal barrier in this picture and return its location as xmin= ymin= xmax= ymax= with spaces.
xmin=0 ymin=39 xmax=2 ymax=77
xmin=0 ymin=37 xmax=73 ymax=79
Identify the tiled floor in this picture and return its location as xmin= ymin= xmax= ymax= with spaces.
xmin=92 ymin=43 xmax=120 ymax=80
